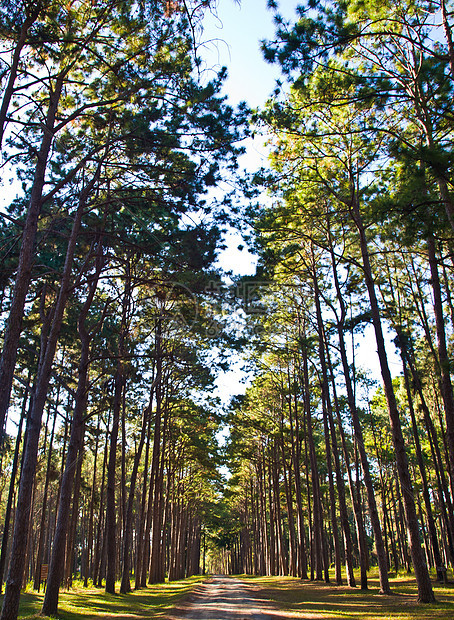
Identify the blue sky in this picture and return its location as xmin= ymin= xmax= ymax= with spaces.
xmin=202 ymin=1 xmax=301 ymax=278
xmin=201 ymin=0 xmax=297 ymax=108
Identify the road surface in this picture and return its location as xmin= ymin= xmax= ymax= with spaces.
xmin=165 ymin=575 xmax=294 ymax=619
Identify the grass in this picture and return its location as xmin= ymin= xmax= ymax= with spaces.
xmin=13 ymin=576 xmax=205 ymax=619
xmin=240 ymin=569 xmax=454 ymax=619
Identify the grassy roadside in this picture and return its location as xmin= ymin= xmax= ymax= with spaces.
xmin=12 ymin=576 xmax=205 ymax=619
xmin=240 ymin=570 xmax=454 ymax=619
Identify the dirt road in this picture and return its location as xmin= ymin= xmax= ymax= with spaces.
xmin=165 ymin=575 xmax=293 ymax=619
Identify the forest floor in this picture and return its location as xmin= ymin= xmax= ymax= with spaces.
xmin=15 ymin=575 xmax=205 ymax=619
xmin=11 ymin=571 xmax=454 ymax=619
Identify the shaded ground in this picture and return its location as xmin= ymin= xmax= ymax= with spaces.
xmin=165 ymin=575 xmax=292 ymax=619
xmin=241 ymin=574 xmax=454 ymax=619
xmin=166 ymin=573 xmax=454 ymax=620
xmin=16 ymin=576 xmax=206 ymax=619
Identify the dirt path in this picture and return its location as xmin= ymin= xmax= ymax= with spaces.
xmin=165 ymin=575 xmax=292 ymax=620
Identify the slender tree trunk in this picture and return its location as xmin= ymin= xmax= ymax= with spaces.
xmin=105 ymin=374 xmax=123 ymax=594
xmin=324 ymin=344 xmax=356 ymax=587
xmin=312 ymin=263 xmax=341 ymax=584
xmin=0 ymin=73 xmax=65 ymax=449
xmin=300 ymin=339 xmax=324 ymax=581
xmin=427 ymin=231 xmax=454 ymax=497
xmin=351 ymin=200 xmax=435 ymax=603
xmin=280 ymin=428 xmax=298 ymax=577
xmin=64 ymin=441 xmax=84 ymax=587
xmin=33 ymin=398 xmax=58 ymax=591
xmin=120 ymin=396 xmax=152 ymax=593
xmin=85 ymin=417 xmax=100 ymax=586
xmin=271 ymin=442 xmax=288 ymax=576
xmin=328 ymin=224 xmax=389 ymax=593
xmin=148 ymin=324 xmax=167 ymax=585
xmin=94 ymin=422 xmax=109 ymax=586
xmin=42 ymin=240 xmax=104 ymax=615
xmin=287 ymin=360 xmax=308 ymax=579
xmin=105 ymin=272 xmax=131 ymax=594
xmin=134 ymin=382 xmax=153 ymax=589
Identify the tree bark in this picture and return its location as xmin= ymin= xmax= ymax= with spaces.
xmin=42 ymin=245 xmax=104 ymax=614
xmin=33 ymin=397 xmax=58 ymax=591
xmin=0 ymin=373 xmax=30 ymax=592
xmin=427 ymin=231 xmax=454 ymax=498
xmin=1 ymin=173 xmax=98 ymax=620
xmin=0 ymin=73 xmax=65 ymax=448
xmin=120 ymin=388 xmax=154 ymax=593
xmin=351 ymin=200 xmax=435 ymax=603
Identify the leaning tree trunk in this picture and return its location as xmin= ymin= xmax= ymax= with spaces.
xmin=328 ymin=222 xmax=390 ymax=594
xmin=350 ymin=199 xmax=435 ymax=603
xmin=312 ymin=264 xmax=342 ymax=584
xmin=0 ymin=73 xmax=65 ymax=448
xmin=0 ymin=372 xmax=30 ymax=592
xmin=42 ymin=244 xmax=105 ymax=615
xmin=0 ymin=175 xmax=99 ymax=620
xmin=427 ymin=231 xmax=454 ymax=498
xmin=120 ymin=389 xmax=154 ymax=593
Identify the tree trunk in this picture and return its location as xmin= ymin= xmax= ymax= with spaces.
xmin=120 ymin=392 xmax=153 ymax=593
xmin=42 ymin=239 xmax=104 ymax=615
xmin=329 ymin=225 xmax=389 ymax=593
xmin=351 ymin=200 xmax=435 ymax=603
xmin=400 ymin=347 xmax=445 ymax=579
xmin=0 ymin=174 xmax=98 ymax=620
xmin=33 ymin=398 xmax=58 ymax=591
xmin=312 ymin=263 xmax=342 ymax=584
xmin=105 ymin=373 xmax=123 ymax=594
xmin=300 ymin=339 xmax=324 ymax=581
xmin=134 ymin=382 xmax=153 ymax=589
xmin=0 ymin=73 xmax=65 ymax=449
xmin=64 ymin=442 xmax=85 ymax=588
xmin=427 ymin=231 xmax=454 ymax=498
xmin=287 ymin=360 xmax=308 ymax=579
xmin=324 ymin=344 xmax=357 ymax=587
xmin=0 ymin=374 xmax=30 ymax=592
xmin=105 ymin=271 xmax=131 ymax=594
xmin=85 ymin=417 xmax=100 ymax=586
xmin=94 ymin=422 xmax=110 ymax=587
